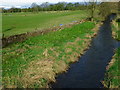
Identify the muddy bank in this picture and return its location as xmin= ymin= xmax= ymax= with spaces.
xmin=2 ymin=19 xmax=88 ymax=48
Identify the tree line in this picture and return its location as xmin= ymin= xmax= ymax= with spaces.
xmin=2 ymin=2 xmax=88 ymax=13
xmin=2 ymin=2 xmax=119 ymax=21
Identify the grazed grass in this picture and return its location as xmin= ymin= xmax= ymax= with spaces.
xmin=103 ymin=22 xmax=120 ymax=88
xmin=2 ymin=10 xmax=88 ymax=37
xmin=2 ymin=22 xmax=97 ymax=88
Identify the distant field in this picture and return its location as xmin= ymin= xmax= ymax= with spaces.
xmin=2 ymin=10 xmax=88 ymax=37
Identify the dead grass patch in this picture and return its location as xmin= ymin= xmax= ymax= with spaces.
xmin=18 ymin=57 xmax=68 ymax=88
xmin=49 ymin=48 xmax=60 ymax=57
xmin=3 ymin=76 xmax=18 ymax=88
xmin=53 ymin=61 xmax=68 ymax=74
xmin=65 ymin=48 xmax=72 ymax=53
xmin=19 ymin=60 xmax=55 ymax=88
xmin=65 ymin=37 xmax=81 ymax=47
xmin=112 ymin=20 xmax=118 ymax=39
xmin=15 ymin=48 xmax=26 ymax=53
xmin=85 ymin=34 xmax=92 ymax=38
xmin=66 ymin=53 xmax=79 ymax=63
xmin=106 ymin=57 xmax=116 ymax=70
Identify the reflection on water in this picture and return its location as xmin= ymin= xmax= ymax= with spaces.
xmin=51 ymin=14 xmax=119 ymax=88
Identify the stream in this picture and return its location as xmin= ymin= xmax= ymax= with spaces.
xmin=50 ymin=13 xmax=119 ymax=88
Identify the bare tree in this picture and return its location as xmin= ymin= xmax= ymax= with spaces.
xmin=84 ymin=0 xmax=97 ymax=21
xmin=89 ymin=0 xmax=97 ymax=21
xmin=31 ymin=2 xmax=39 ymax=13
xmin=40 ymin=2 xmax=50 ymax=9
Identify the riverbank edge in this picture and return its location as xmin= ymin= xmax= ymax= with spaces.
xmin=102 ymin=20 xmax=119 ymax=88
xmin=2 ymin=19 xmax=88 ymax=48
xmin=45 ymin=22 xmax=101 ymax=88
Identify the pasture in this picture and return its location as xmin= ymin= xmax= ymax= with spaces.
xmin=2 ymin=10 xmax=88 ymax=37
xmin=2 ymin=22 xmax=96 ymax=88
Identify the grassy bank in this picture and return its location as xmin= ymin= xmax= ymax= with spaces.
xmin=2 ymin=10 xmax=88 ymax=37
xmin=102 ymin=22 xmax=120 ymax=88
xmin=112 ymin=20 xmax=120 ymax=40
xmin=103 ymin=48 xmax=120 ymax=88
xmin=2 ymin=22 xmax=97 ymax=88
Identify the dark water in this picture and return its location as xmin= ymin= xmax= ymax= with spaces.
xmin=50 ymin=14 xmax=119 ymax=88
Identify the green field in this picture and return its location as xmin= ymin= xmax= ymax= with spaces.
xmin=2 ymin=22 xmax=96 ymax=88
xmin=2 ymin=10 xmax=88 ymax=37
